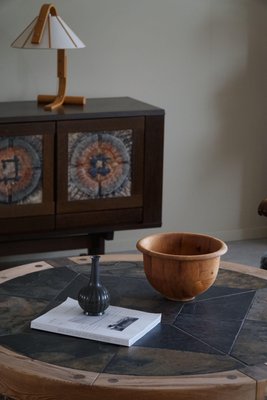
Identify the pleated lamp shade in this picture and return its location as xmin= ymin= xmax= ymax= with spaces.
xmin=11 ymin=15 xmax=85 ymax=49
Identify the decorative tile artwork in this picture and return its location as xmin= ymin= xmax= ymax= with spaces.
xmin=0 ymin=135 xmax=42 ymax=204
xmin=68 ymin=130 xmax=132 ymax=201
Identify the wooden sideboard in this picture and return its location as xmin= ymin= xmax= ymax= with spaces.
xmin=0 ymin=98 xmax=164 ymax=256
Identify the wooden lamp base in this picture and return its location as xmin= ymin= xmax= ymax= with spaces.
xmin=37 ymin=49 xmax=86 ymax=111
xmin=38 ymin=95 xmax=86 ymax=108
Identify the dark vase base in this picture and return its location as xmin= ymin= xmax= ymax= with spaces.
xmin=84 ymin=311 xmax=104 ymax=316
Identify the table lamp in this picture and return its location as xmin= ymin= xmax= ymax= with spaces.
xmin=11 ymin=3 xmax=86 ymax=111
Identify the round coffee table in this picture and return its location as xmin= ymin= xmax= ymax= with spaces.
xmin=1 ymin=254 xmax=267 ymax=400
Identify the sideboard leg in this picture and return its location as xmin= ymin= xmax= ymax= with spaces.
xmin=87 ymin=232 xmax=114 ymax=255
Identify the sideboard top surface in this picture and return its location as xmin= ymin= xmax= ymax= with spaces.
xmin=0 ymin=97 xmax=165 ymax=124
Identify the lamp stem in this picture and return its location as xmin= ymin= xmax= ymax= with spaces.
xmin=43 ymin=49 xmax=67 ymax=111
xmin=38 ymin=48 xmax=86 ymax=109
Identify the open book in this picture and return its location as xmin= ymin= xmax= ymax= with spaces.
xmin=31 ymin=297 xmax=161 ymax=347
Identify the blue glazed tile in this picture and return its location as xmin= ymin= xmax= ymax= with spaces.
xmin=174 ymin=313 xmax=242 ymax=354
xmin=180 ymin=290 xmax=256 ymax=322
xmin=104 ymin=346 xmax=244 ymax=376
xmin=231 ymin=319 xmax=267 ymax=365
xmin=245 ymin=288 xmax=267 ymax=322
xmin=0 ymin=295 xmax=48 ymax=335
xmin=134 ymin=323 xmax=223 ymax=354
xmin=196 ymin=285 xmax=255 ymax=301
xmin=174 ymin=291 xmax=256 ymax=354
xmin=216 ymin=269 xmax=267 ymax=290
xmin=0 ymin=331 xmax=118 ymax=372
xmin=0 ymin=267 xmax=78 ymax=300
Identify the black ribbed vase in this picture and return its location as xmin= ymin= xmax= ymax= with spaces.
xmin=78 ymin=255 xmax=110 ymax=316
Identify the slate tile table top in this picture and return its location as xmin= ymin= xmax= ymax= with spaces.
xmin=1 ymin=254 xmax=267 ymax=400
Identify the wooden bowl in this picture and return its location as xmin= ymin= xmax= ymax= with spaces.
xmin=136 ymin=232 xmax=228 ymax=301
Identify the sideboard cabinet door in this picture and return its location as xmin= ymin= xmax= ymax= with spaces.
xmin=56 ymin=117 xmax=144 ymax=230
xmin=0 ymin=122 xmax=55 ymax=234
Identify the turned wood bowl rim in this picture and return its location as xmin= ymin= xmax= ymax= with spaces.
xmin=136 ymin=232 xmax=228 ymax=261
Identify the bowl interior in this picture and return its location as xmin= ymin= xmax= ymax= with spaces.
xmin=138 ymin=233 xmax=226 ymax=257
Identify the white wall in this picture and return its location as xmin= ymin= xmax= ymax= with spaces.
xmin=0 ymin=0 xmax=267 ymax=257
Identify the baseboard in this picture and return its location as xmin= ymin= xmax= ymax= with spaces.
xmin=106 ymin=226 xmax=267 ymax=253
xmin=105 ymin=228 xmax=161 ymax=253
xmin=207 ymin=226 xmax=267 ymax=242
